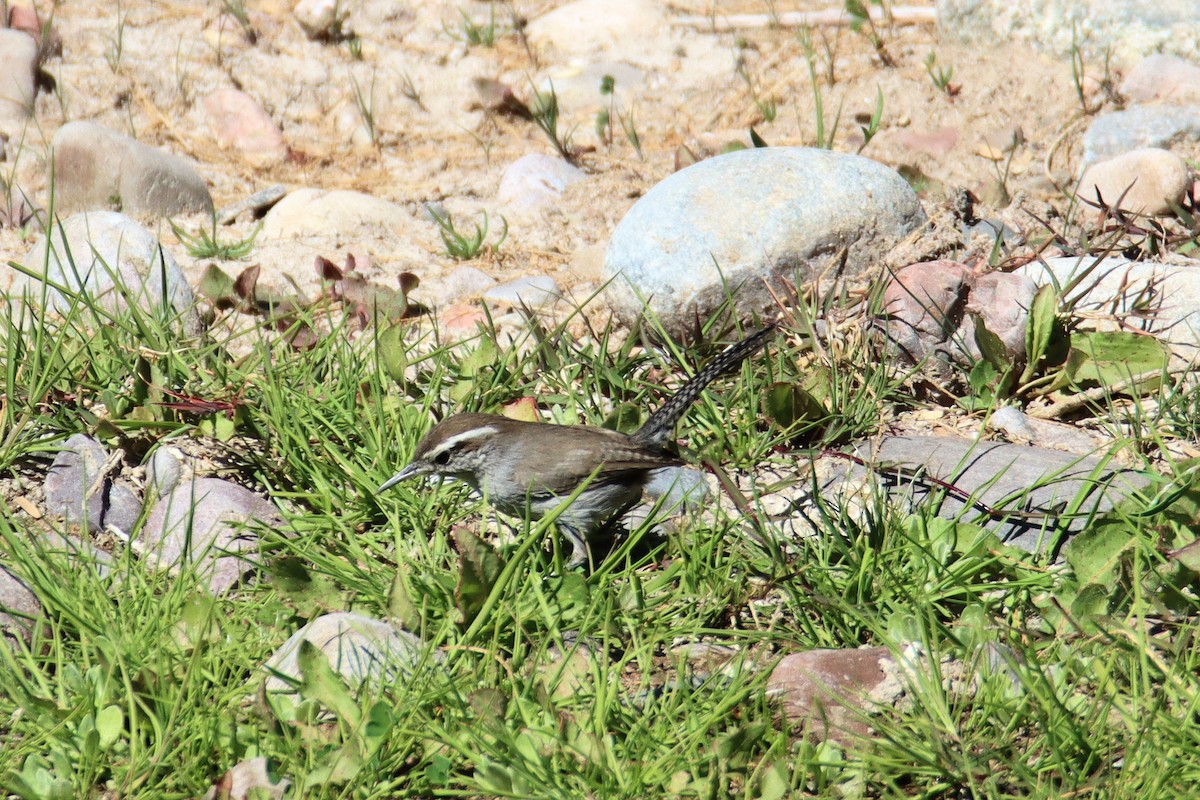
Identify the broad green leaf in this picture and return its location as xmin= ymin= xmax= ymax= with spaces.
xmin=198 ymin=263 xmax=237 ymax=304
xmin=974 ymin=318 xmax=1013 ymax=372
xmin=1059 ymin=331 xmax=1169 ymax=391
xmin=452 ymin=526 xmax=504 ymax=627
xmin=763 ymin=382 xmax=825 ymax=431
xmin=386 ymin=564 xmax=422 ymax=633
xmin=1064 ymin=520 xmax=1134 ymax=592
xmin=459 ymin=337 xmax=498 ymax=376
xmin=296 ymin=639 xmax=361 ymax=726
xmin=95 ymin=705 xmax=124 ymax=750
xmin=377 ymin=324 xmax=407 ymax=383
xmin=1021 ymin=284 xmax=1059 ymax=384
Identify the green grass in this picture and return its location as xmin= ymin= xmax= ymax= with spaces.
xmin=3 ymin=250 xmax=1200 ymax=798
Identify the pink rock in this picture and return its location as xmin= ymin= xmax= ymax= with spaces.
xmin=442 ymin=303 xmax=487 ymax=334
xmin=895 ymin=126 xmax=959 ymax=157
xmin=203 ymin=89 xmax=287 ymax=167
xmin=1120 ymin=54 xmax=1200 ymax=106
xmin=768 ymin=647 xmax=899 ymax=743
xmin=8 ymin=4 xmax=61 ymax=59
xmin=965 ymin=271 xmax=1037 ymax=360
xmin=881 ymin=259 xmax=970 ymax=338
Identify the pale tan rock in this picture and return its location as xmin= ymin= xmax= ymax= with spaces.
xmin=1076 ymin=147 xmax=1192 ymax=216
xmin=0 ymin=30 xmax=37 ymax=133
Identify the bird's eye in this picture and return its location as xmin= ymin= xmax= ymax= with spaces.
xmin=433 ymin=451 xmax=451 ymax=466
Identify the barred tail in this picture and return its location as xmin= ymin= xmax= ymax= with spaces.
xmin=632 ymin=323 xmax=778 ymax=446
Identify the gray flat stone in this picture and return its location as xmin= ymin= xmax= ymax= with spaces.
xmin=482 ymin=275 xmax=561 ymax=309
xmin=16 ymin=211 xmax=203 ymax=335
xmin=51 ymin=121 xmax=213 ymax=218
xmin=604 ymin=147 xmax=925 ymax=340
xmin=816 ymin=436 xmax=1153 ymax=554
xmin=263 ymin=612 xmax=431 ymax=693
xmin=0 ymin=565 xmax=41 ymax=647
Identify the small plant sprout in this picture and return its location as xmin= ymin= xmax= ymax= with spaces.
xmin=595 ymin=74 xmax=616 ymax=146
xmin=170 ymin=215 xmax=261 ymax=260
xmin=106 ymin=0 xmax=127 ymax=73
xmin=349 ymin=69 xmax=379 ymax=147
xmin=220 ymin=0 xmax=258 ymax=44
xmin=844 ymin=0 xmax=895 ymax=67
xmin=735 ymin=51 xmax=777 ymax=124
xmin=400 ymin=70 xmax=425 ymax=111
xmin=1069 ymin=24 xmax=1115 ymax=115
xmin=445 ymin=5 xmax=500 ymax=47
xmin=924 ymin=52 xmax=957 ymax=95
xmin=620 ymin=106 xmax=643 ymax=159
xmin=431 ymin=208 xmax=507 ymax=260
xmin=856 ymin=87 xmax=884 ymax=153
xmin=531 ymin=81 xmax=577 ymax=164
xmin=799 ymin=29 xmax=843 ymax=149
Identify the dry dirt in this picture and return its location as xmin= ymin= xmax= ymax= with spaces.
xmin=0 ymin=0 xmax=1106 ymax=316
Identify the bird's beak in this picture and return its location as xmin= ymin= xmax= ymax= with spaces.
xmin=377 ymin=463 xmax=420 ymax=493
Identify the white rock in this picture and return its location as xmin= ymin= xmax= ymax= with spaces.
xmin=497 ymin=154 xmax=585 ymax=212
xmin=16 ymin=211 xmax=203 ymax=335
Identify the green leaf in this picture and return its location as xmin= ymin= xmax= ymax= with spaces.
xmin=974 ymin=319 xmax=1013 ymax=372
xmin=1021 ymin=284 xmax=1058 ymax=384
xmin=95 ymin=705 xmax=124 ymax=751
xmin=749 ymin=127 xmax=769 ymax=148
xmin=363 ymin=701 xmax=394 ymax=746
xmin=1062 ymin=331 xmax=1168 ymax=390
xmin=452 ymin=527 xmax=504 ymax=627
xmin=269 ymin=557 xmax=343 ymax=619
xmin=459 ymin=337 xmax=498 ymax=377
xmin=763 ymin=382 xmax=825 ymax=431
xmin=198 ymin=263 xmax=237 ymax=304
xmin=602 ymin=402 xmax=642 ymax=434
xmin=296 ymin=639 xmax=361 ymax=726
xmin=386 ymin=563 xmax=422 ymax=633
xmin=757 ymin=761 xmax=791 ymax=800
xmin=1064 ymin=519 xmax=1134 ymax=592
xmin=377 ymin=324 xmax=407 ymax=383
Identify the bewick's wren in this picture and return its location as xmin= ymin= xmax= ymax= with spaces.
xmin=378 ymin=324 xmax=778 ymax=566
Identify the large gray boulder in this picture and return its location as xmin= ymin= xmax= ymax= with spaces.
xmin=604 ymin=147 xmax=925 ymax=340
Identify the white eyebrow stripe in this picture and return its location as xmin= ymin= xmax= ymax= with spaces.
xmin=427 ymin=425 xmax=498 ymax=458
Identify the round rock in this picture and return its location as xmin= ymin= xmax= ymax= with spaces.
xmin=141 ymin=477 xmax=282 ymax=596
xmin=51 ymin=121 xmax=213 ymax=218
xmin=497 ymin=154 xmax=585 ymax=213
xmin=1076 ymin=148 xmax=1192 ymax=216
xmin=16 ymin=211 xmax=203 ymax=335
xmin=604 ymin=147 xmax=925 ymax=339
